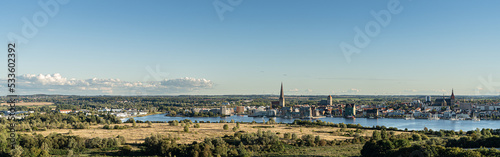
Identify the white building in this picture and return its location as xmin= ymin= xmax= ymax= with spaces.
xmin=456 ymin=113 xmax=470 ymax=119
xmin=60 ymin=110 xmax=72 ymax=114
xmin=220 ymin=106 xmax=229 ymax=116
xmin=475 ymin=104 xmax=500 ymax=111
xmin=114 ymin=113 xmax=129 ymax=117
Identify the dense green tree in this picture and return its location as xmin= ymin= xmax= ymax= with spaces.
xmin=372 ymin=130 xmax=381 ymax=141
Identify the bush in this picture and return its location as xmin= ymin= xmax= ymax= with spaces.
xmin=223 ymin=124 xmax=229 ymax=130
xmin=319 ymin=140 xmax=327 ymax=146
xmin=412 ymin=134 xmax=421 ymax=141
xmin=120 ymin=145 xmax=133 ymax=155
xmin=147 ymin=121 xmax=152 ymax=127
xmin=283 ymin=133 xmax=291 ymax=139
xmin=117 ymin=135 xmax=126 ymax=145
xmin=169 ymin=120 xmax=179 ymax=126
xmin=125 ymin=118 xmax=135 ymax=123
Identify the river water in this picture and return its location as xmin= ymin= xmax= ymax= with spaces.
xmin=125 ymin=114 xmax=500 ymax=131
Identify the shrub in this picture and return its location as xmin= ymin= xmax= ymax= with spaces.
xmin=121 ymin=145 xmax=133 ymax=155
xmin=291 ymin=133 xmax=298 ymax=140
xmin=125 ymin=118 xmax=135 ymax=123
xmin=283 ymin=133 xmax=291 ymax=139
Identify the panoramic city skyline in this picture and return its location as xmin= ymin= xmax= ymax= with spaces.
xmin=1 ymin=0 xmax=500 ymax=95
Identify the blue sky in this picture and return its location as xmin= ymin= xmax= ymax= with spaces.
xmin=1 ymin=0 xmax=499 ymax=95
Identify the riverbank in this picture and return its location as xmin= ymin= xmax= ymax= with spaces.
xmin=119 ymin=112 xmax=162 ymax=121
xmin=126 ymin=113 xmax=500 ymax=131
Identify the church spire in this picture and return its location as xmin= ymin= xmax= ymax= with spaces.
xmin=451 ymin=89 xmax=455 ymax=99
xmin=280 ymin=82 xmax=284 ymax=98
xmin=279 ymin=82 xmax=285 ymax=108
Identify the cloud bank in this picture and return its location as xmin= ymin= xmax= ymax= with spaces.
xmin=5 ymin=73 xmax=213 ymax=95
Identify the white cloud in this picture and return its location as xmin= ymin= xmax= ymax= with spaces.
xmin=338 ymin=88 xmax=360 ymax=94
xmin=6 ymin=73 xmax=213 ymax=95
xmin=288 ymin=88 xmax=299 ymax=92
xmin=404 ymin=89 xmax=418 ymax=93
xmin=431 ymin=89 xmax=448 ymax=93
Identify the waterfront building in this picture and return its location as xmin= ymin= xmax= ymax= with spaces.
xmin=281 ymin=107 xmax=293 ymax=118
xmin=114 ymin=112 xmax=129 ymax=117
xmin=475 ymin=104 xmax=500 ymax=111
xmin=364 ymin=108 xmax=378 ymax=117
xmin=456 ymin=113 xmax=470 ymax=119
xmin=344 ymin=104 xmax=356 ymax=118
xmin=248 ymin=106 xmax=267 ymax=117
xmin=331 ymin=108 xmax=342 ymax=116
xmin=300 ymin=106 xmax=312 ymax=118
xmin=235 ymin=106 xmax=245 ymax=113
xmin=210 ymin=108 xmax=220 ymax=114
xmin=220 ymin=106 xmax=229 ymax=116
xmin=267 ymin=109 xmax=277 ymax=117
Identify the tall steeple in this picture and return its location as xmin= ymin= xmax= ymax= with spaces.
xmin=279 ymin=82 xmax=285 ymax=108
xmin=450 ymin=88 xmax=455 ymax=105
xmin=451 ymin=89 xmax=455 ymax=99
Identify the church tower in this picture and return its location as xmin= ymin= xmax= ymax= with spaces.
xmin=327 ymin=95 xmax=333 ymax=106
xmin=450 ymin=89 xmax=455 ymax=105
xmin=279 ymin=83 xmax=285 ymax=108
